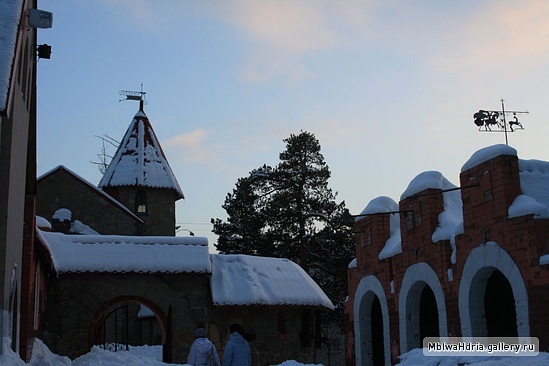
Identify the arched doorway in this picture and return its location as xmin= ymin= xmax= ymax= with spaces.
xmin=370 ymin=296 xmax=384 ymax=366
xmin=485 ymin=270 xmax=517 ymax=337
xmin=354 ymin=275 xmax=391 ymax=366
xmin=90 ymin=296 xmax=168 ymax=362
xmin=459 ymin=243 xmax=528 ymax=338
xmin=419 ymin=285 xmax=439 ymax=342
xmin=399 ymin=262 xmax=447 ymax=353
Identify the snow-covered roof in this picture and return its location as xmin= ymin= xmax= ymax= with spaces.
xmin=210 ymin=254 xmax=334 ymax=309
xmin=38 ymin=165 xmax=144 ymax=223
xmin=0 ymin=0 xmax=23 ymax=111
xmin=38 ymin=230 xmax=210 ymax=274
xmin=37 ymin=231 xmax=332 ymax=309
xmin=98 ymin=108 xmax=184 ymax=199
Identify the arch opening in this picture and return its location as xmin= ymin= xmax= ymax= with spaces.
xmin=90 ymin=297 xmax=167 ymax=361
xmin=459 ymin=244 xmax=528 ymax=339
xmin=354 ymin=276 xmax=391 ymax=366
xmin=485 ymin=269 xmax=517 ymax=337
xmin=399 ymin=262 xmax=447 ymax=353
xmin=370 ymin=296 xmax=384 ymax=366
xmin=419 ymin=285 xmax=439 ymax=342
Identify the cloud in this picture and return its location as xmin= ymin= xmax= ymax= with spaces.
xmin=213 ymin=0 xmax=378 ymax=83
xmin=163 ymin=129 xmax=214 ymax=164
xmin=425 ymin=0 xmax=549 ymax=76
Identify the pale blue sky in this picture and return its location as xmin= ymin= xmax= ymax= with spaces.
xmin=36 ymin=0 xmax=549 ymax=243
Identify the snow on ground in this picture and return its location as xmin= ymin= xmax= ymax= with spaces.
xmin=398 ymin=347 xmax=549 ymax=366
xmin=2 ymin=339 xmax=549 ymax=366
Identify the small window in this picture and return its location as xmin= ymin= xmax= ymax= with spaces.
xmin=483 ymin=189 xmax=493 ymax=202
xmin=361 ymin=227 xmax=372 ymax=247
xmin=135 ymin=189 xmax=147 ymax=214
xmin=406 ymin=204 xmax=422 ymax=229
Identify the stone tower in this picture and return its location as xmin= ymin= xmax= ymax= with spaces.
xmin=99 ymin=100 xmax=184 ymax=236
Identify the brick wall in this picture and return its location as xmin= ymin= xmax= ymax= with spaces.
xmin=345 ymin=152 xmax=549 ymax=365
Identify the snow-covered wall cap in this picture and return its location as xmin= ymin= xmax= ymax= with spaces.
xmin=52 ymin=208 xmax=72 ymax=222
xmin=210 ymin=254 xmax=334 ymax=309
xmin=355 ymin=196 xmax=398 ymax=222
xmin=461 ymin=144 xmax=517 ymax=172
xmin=400 ymin=171 xmax=457 ymax=200
xmin=0 ymin=0 xmax=23 ymax=111
xmin=37 ymin=230 xmax=210 ymax=274
xmin=36 ymin=216 xmax=52 ymax=230
xmin=509 ymin=158 xmax=549 ymax=219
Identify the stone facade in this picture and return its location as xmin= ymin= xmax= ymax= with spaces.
xmin=42 ymin=271 xmax=329 ymax=365
xmin=37 ymin=167 xmax=143 ymax=235
xmin=104 ymin=186 xmax=178 ymax=236
xmin=345 ymin=147 xmax=549 ymax=365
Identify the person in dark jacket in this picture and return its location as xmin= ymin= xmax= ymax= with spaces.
xmin=188 ymin=327 xmax=221 ymax=366
xmin=222 ymin=324 xmax=251 ymax=366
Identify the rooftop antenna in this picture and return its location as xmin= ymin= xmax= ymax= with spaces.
xmin=473 ymin=99 xmax=528 ymax=145
xmin=119 ymin=84 xmax=146 ymax=110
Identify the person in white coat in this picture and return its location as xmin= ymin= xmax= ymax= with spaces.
xmin=187 ymin=328 xmax=221 ymax=366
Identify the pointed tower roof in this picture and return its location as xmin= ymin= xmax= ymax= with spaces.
xmin=98 ymin=103 xmax=184 ymax=200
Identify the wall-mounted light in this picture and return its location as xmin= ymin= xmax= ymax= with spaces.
xmin=37 ymin=44 xmax=51 ymax=60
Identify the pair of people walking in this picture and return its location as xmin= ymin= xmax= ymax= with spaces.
xmin=187 ymin=324 xmax=251 ymax=366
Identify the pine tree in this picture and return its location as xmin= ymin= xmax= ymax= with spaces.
xmin=212 ymin=131 xmax=355 ymax=327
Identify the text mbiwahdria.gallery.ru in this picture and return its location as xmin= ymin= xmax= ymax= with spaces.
xmin=422 ymin=337 xmax=539 ymax=357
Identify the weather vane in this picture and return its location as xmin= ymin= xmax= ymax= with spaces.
xmin=473 ymin=99 xmax=528 ymax=145
xmin=119 ymin=84 xmax=146 ymax=107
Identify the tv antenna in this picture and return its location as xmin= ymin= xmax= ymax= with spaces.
xmin=473 ymin=99 xmax=528 ymax=145
xmin=119 ymin=84 xmax=146 ymax=109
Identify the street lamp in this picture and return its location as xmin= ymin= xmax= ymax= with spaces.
xmin=175 ymin=226 xmax=195 ymax=236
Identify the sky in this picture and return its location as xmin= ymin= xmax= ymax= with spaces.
xmin=35 ymin=0 xmax=549 ymax=245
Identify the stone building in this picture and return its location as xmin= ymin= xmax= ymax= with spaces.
xmin=98 ymin=99 xmax=184 ymax=236
xmin=37 ymin=166 xmax=143 ymax=235
xmin=33 ymin=102 xmax=336 ymax=365
xmin=37 ymin=100 xmax=183 ymax=237
xmin=345 ymin=144 xmax=549 ymax=365
xmin=36 ymin=229 xmax=334 ymax=365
